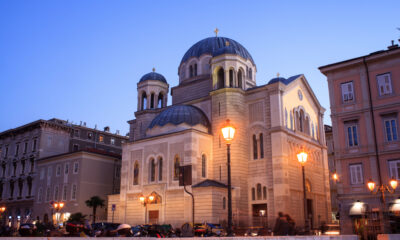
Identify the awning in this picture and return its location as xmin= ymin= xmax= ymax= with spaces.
xmin=349 ymin=201 xmax=367 ymax=216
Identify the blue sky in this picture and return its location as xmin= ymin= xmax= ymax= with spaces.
xmin=1 ymin=0 xmax=399 ymax=134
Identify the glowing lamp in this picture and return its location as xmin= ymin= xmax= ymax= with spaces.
xmin=139 ymin=196 xmax=145 ymax=202
xmin=390 ymin=178 xmax=398 ymax=190
xmin=0 ymin=207 xmax=5 ymax=213
xmin=53 ymin=203 xmax=58 ymax=208
xmin=297 ymin=152 xmax=308 ymax=165
xmin=59 ymin=202 xmax=64 ymax=209
xmin=332 ymin=172 xmax=339 ymax=181
xmin=221 ymin=119 xmax=236 ymax=142
xmin=149 ymin=195 xmax=155 ymax=201
xmin=367 ymin=179 xmax=376 ymax=192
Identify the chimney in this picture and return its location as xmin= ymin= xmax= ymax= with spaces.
xmin=116 ymin=130 xmax=120 ymax=135
xmin=388 ymin=40 xmax=399 ymax=50
xmin=104 ymin=126 xmax=110 ymax=132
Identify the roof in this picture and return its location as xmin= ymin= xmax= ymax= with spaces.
xmin=148 ymin=105 xmax=210 ymax=130
xmin=267 ymin=74 xmax=303 ymax=85
xmin=181 ymin=36 xmax=254 ymax=64
xmin=139 ymin=71 xmax=167 ymax=84
xmin=192 ymin=179 xmax=228 ymax=188
xmin=37 ymin=148 xmax=121 ymax=163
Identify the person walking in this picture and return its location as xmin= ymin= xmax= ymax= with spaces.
xmin=273 ymin=212 xmax=289 ymax=236
xmin=285 ymin=214 xmax=296 ymax=235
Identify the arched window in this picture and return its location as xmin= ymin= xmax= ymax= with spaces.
xmin=305 ymin=116 xmax=310 ymax=135
xmin=201 ymin=154 xmax=206 ymax=178
xmin=157 ymin=93 xmax=164 ymax=108
xmin=253 ymin=135 xmax=258 ymax=160
xmin=150 ymin=158 xmax=155 ymax=182
xmin=285 ymin=108 xmax=288 ymax=127
xmin=299 ymin=110 xmax=304 ymax=132
xmin=158 ymin=157 xmax=163 ymax=181
xmin=257 ymin=183 xmax=262 ymax=200
xmin=150 ymin=93 xmax=155 ymax=109
xmin=133 ymin=162 xmax=139 ymax=185
xmin=189 ymin=65 xmax=193 ymax=78
xmin=259 ymin=133 xmax=264 ymax=158
xmin=194 ymin=64 xmax=198 ymax=76
xmin=141 ymin=92 xmax=147 ymax=110
xmin=217 ymin=68 xmax=224 ymax=89
xmin=249 ymin=68 xmax=253 ymax=80
xmin=238 ymin=69 xmax=243 ymax=89
xmin=290 ymin=111 xmax=293 ymax=130
xmin=305 ymin=180 xmax=312 ymax=192
xmin=251 ymin=187 xmax=255 ymax=201
xmin=223 ymin=197 xmax=226 ymax=210
xmin=229 ymin=69 xmax=234 ymax=87
xmin=312 ymin=122 xmax=315 ymax=138
xmin=263 ymin=186 xmax=267 ymax=200
xmin=173 ymin=155 xmax=180 ymax=181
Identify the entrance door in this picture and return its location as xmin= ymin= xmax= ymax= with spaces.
xmin=148 ymin=210 xmax=159 ymax=224
xmin=252 ymin=204 xmax=267 ymax=227
xmin=307 ymin=199 xmax=313 ymax=229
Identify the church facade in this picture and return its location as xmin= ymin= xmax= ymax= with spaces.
xmin=108 ymin=35 xmax=332 ymax=229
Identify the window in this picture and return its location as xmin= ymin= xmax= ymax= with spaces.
xmin=349 ymin=164 xmax=363 ymax=185
xmin=46 ymin=187 xmax=51 ymax=202
xmin=111 ymin=138 xmax=115 ymax=145
xmin=133 ymin=162 xmax=139 ymax=185
xmin=259 ymin=133 xmax=264 ymax=159
xmin=257 ymin=183 xmax=262 ymax=200
xmin=15 ymin=143 xmax=19 ymax=156
xmin=40 ymin=168 xmax=45 ymax=179
xmin=56 ymin=165 xmax=61 ymax=177
xmin=73 ymin=162 xmax=79 ymax=174
xmin=201 ymin=154 xmax=206 ymax=178
xmin=263 ymin=186 xmax=267 ymax=200
xmin=189 ymin=65 xmax=193 ymax=77
xmin=62 ymin=185 xmax=67 ymax=201
xmin=312 ymin=123 xmax=315 ymax=138
xmin=238 ymin=70 xmax=243 ymax=89
xmin=150 ymin=93 xmax=155 ymax=109
xmin=71 ymin=184 xmax=77 ymax=200
xmin=194 ymin=64 xmax=198 ymax=76
xmin=217 ymin=68 xmax=224 ymax=89
xmin=377 ymin=73 xmax=392 ymax=96
xmin=150 ymin=158 xmax=155 ymax=182
xmin=37 ymin=187 xmax=43 ymax=203
xmin=87 ymin=132 xmax=93 ymax=140
xmin=229 ymin=69 xmax=234 ymax=87
xmin=285 ymin=108 xmax=288 ymax=127
xmin=158 ymin=157 xmax=163 ymax=181
xmin=24 ymin=142 xmax=28 ymax=154
xmin=341 ymin=82 xmax=354 ymax=102
xmin=223 ymin=197 xmax=226 ymax=210
xmin=32 ymin=139 xmax=37 ymax=152
xmin=347 ymin=124 xmax=359 ymax=147
xmin=290 ymin=111 xmax=293 ymax=130
xmin=253 ymin=135 xmax=258 ymax=159
xmin=47 ymin=166 xmax=52 ymax=177
xmin=64 ymin=163 xmax=69 ymax=175
xmin=174 ymin=155 xmax=180 ymax=181
xmin=5 ymin=146 xmax=8 ymax=157
xmin=54 ymin=185 xmax=59 ymax=201
xmin=74 ymin=130 xmax=79 ymax=137
xmin=389 ymin=160 xmax=400 ymax=180
xmin=99 ymin=135 xmax=104 ymax=142
xmin=157 ymin=93 xmax=164 ymax=108
xmin=249 ymin=68 xmax=253 ymax=80
xmin=141 ymin=92 xmax=147 ymax=110
xmin=384 ymin=118 xmax=398 ymax=142
xmin=251 ymin=188 xmax=255 ymax=201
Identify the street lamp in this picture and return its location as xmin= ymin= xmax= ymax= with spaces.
xmin=297 ymin=150 xmax=309 ymax=234
xmin=332 ymin=171 xmax=339 ymax=182
xmin=139 ymin=193 xmax=155 ymax=224
xmin=0 ymin=206 xmax=6 ymax=226
xmin=52 ymin=202 xmax=65 ymax=226
xmin=221 ymin=119 xmax=235 ymax=236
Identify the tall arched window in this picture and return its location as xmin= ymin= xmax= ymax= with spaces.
xmin=223 ymin=197 xmax=226 ymax=210
xmin=251 ymin=187 xmax=255 ymax=201
xmin=259 ymin=133 xmax=264 ymax=159
xmin=249 ymin=68 xmax=253 ymax=80
xmin=312 ymin=122 xmax=315 ymax=138
xmin=263 ymin=186 xmax=267 ymax=200
xmin=150 ymin=93 xmax=155 ymax=109
xmin=189 ymin=65 xmax=193 ymax=77
xmin=290 ymin=111 xmax=293 ymax=129
xmin=257 ymin=183 xmax=262 ymax=200
xmin=217 ymin=68 xmax=224 ymax=89
xmin=133 ymin=162 xmax=139 ymax=185
xmin=173 ymin=155 xmax=180 ymax=181
xmin=194 ymin=64 xmax=198 ymax=76
xmin=285 ymin=108 xmax=288 ymax=127
xmin=229 ymin=69 xmax=234 ymax=87
xmin=150 ymin=158 xmax=155 ymax=182
xmin=201 ymin=154 xmax=206 ymax=178
xmin=158 ymin=157 xmax=163 ymax=181
xmin=253 ymin=135 xmax=258 ymax=160
xmin=299 ymin=110 xmax=304 ymax=132
xmin=238 ymin=69 xmax=243 ymax=89
xmin=305 ymin=116 xmax=310 ymax=135
xmin=141 ymin=92 xmax=147 ymax=110
xmin=158 ymin=93 xmax=164 ymax=108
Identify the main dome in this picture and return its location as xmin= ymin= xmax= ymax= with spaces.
xmin=139 ymin=71 xmax=167 ymax=84
xmin=148 ymin=105 xmax=210 ymax=130
xmin=181 ymin=37 xmax=254 ymax=64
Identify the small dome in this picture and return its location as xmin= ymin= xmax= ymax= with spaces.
xmin=267 ymin=77 xmax=287 ymax=85
xmin=181 ymin=37 xmax=254 ymax=64
xmin=139 ymin=71 xmax=167 ymax=84
xmin=149 ymin=105 xmax=210 ymax=130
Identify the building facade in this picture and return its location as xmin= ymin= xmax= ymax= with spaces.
xmin=0 ymin=118 xmax=127 ymax=227
xmin=324 ymin=125 xmax=339 ymax=223
xmin=33 ymin=150 xmax=121 ymax=224
xmin=109 ymin=35 xmax=332 ymax=229
xmin=319 ymin=44 xmax=400 ymax=234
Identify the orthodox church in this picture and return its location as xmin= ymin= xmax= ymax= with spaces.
xmin=108 ymin=33 xmax=331 ymax=229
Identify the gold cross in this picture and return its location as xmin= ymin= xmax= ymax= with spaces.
xmin=152 ymin=67 xmax=156 ymax=72
xmin=214 ymin=28 xmax=219 ymax=37
xmin=277 ymin=72 xmax=280 ymax=78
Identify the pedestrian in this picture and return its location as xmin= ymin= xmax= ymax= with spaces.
xmin=285 ymin=214 xmax=296 ymax=235
xmin=273 ymin=212 xmax=290 ymax=236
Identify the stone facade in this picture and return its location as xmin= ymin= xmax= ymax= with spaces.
xmin=319 ymin=44 xmax=400 ymax=235
xmin=110 ymin=36 xmax=331 ymax=230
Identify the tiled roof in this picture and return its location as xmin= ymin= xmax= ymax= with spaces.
xmin=192 ymin=179 xmax=228 ymax=188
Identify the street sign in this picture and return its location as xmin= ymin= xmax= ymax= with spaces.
xmin=111 ymin=204 xmax=116 ymax=211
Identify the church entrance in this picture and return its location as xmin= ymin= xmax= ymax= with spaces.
xmin=252 ymin=204 xmax=267 ymax=227
xmin=148 ymin=210 xmax=159 ymax=224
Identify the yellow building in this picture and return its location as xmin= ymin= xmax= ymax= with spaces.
xmin=108 ymin=35 xmax=331 ymax=229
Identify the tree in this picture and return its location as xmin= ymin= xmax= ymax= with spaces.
xmin=85 ymin=196 xmax=105 ymax=223
xmin=68 ymin=212 xmax=87 ymax=223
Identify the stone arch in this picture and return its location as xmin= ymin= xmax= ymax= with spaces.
xmin=141 ymin=92 xmax=147 ymax=110
xmin=237 ymin=68 xmax=244 ymax=89
xmin=157 ymin=92 xmax=164 ymax=108
xmin=229 ymin=68 xmax=235 ymax=87
xmin=217 ymin=67 xmax=225 ymax=89
xmin=158 ymin=156 xmax=163 ymax=181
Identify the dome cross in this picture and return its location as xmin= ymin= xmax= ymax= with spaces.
xmin=214 ymin=28 xmax=219 ymax=37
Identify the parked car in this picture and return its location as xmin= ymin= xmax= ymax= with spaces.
xmin=19 ymin=223 xmax=36 ymax=237
xmin=321 ymin=224 xmax=340 ymax=235
xmin=206 ymin=223 xmax=226 ymax=236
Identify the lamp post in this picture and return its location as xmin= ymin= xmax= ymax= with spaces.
xmin=0 ymin=206 xmax=5 ymax=226
xmin=297 ymin=151 xmax=309 ymax=234
xmin=52 ymin=202 xmax=65 ymax=226
xmin=221 ymin=119 xmax=236 ymax=237
xmin=139 ymin=194 xmax=155 ymax=224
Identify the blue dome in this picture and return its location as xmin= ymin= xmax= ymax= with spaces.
xmin=149 ymin=105 xmax=210 ymax=130
xmin=181 ymin=37 xmax=254 ymax=64
xmin=139 ymin=72 xmax=167 ymax=83
xmin=268 ymin=77 xmax=287 ymax=85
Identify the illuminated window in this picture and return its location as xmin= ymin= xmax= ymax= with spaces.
xmin=111 ymin=138 xmax=115 ymax=145
xmin=133 ymin=162 xmax=139 ymax=185
xmin=99 ymin=135 xmax=104 ymax=142
xmin=201 ymin=154 xmax=206 ymax=178
xmin=174 ymin=155 xmax=180 ymax=181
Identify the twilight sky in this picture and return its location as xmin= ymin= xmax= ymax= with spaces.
xmin=1 ymin=0 xmax=399 ymax=135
